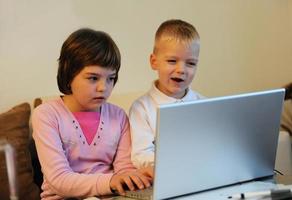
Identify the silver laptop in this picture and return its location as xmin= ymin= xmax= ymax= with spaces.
xmin=125 ymin=89 xmax=284 ymax=200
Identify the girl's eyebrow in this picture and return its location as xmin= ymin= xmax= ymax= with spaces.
xmin=84 ymin=72 xmax=117 ymax=76
xmin=84 ymin=72 xmax=100 ymax=76
xmin=109 ymin=72 xmax=117 ymax=76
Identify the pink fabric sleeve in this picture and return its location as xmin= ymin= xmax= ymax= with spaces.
xmin=112 ymin=111 xmax=136 ymax=174
xmin=32 ymin=106 xmax=113 ymax=198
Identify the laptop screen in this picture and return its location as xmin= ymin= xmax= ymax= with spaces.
xmin=153 ymin=89 xmax=285 ymax=199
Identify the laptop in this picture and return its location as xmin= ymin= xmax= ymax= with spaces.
xmin=125 ymin=89 xmax=284 ymax=200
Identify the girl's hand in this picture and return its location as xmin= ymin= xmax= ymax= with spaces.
xmin=110 ymin=170 xmax=152 ymax=196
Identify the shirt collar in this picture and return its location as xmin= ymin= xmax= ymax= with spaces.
xmin=149 ymin=80 xmax=195 ymax=105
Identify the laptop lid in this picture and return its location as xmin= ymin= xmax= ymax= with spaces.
xmin=152 ymin=89 xmax=285 ymax=200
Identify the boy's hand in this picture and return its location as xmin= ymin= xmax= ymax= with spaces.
xmin=137 ymin=166 xmax=154 ymax=179
xmin=110 ymin=171 xmax=152 ymax=196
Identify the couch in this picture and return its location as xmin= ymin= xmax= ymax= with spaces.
xmin=0 ymin=93 xmax=291 ymax=200
xmin=0 ymin=102 xmax=40 ymax=200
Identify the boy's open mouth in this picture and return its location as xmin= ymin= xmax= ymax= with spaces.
xmin=171 ymin=77 xmax=184 ymax=83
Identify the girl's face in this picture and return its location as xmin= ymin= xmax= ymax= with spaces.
xmin=150 ymin=37 xmax=200 ymax=99
xmin=65 ymin=65 xmax=116 ymax=112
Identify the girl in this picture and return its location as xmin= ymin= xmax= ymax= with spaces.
xmin=32 ymin=28 xmax=152 ymax=199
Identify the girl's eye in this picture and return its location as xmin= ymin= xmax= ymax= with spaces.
xmin=88 ymin=77 xmax=98 ymax=81
xmin=107 ymin=77 xmax=116 ymax=83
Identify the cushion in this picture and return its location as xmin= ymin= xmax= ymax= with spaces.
xmin=0 ymin=103 xmax=40 ymax=200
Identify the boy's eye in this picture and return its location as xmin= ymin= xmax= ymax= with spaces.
xmin=167 ymin=59 xmax=176 ymax=64
xmin=187 ymin=62 xmax=197 ymax=67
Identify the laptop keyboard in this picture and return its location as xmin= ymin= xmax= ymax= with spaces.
xmin=124 ymin=186 xmax=153 ymax=200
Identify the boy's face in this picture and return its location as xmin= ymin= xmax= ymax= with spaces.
xmin=66 ymin=65 xmax=116 ymax=111
xmin=150 ymin=37 xmax=200 ymax=99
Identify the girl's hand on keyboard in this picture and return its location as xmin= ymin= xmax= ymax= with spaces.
xmin=110 ymin=171 xmax=152 ymax=196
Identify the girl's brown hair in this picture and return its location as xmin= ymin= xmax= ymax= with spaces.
xmin=57 ymin=28 xmax=121 ymax=94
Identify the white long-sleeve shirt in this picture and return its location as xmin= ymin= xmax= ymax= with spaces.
xmin=129 ymin=81 xmax=204 ymax=168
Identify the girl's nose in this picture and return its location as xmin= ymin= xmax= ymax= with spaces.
xmin=96 ymin=80 xmax=106 ymax=92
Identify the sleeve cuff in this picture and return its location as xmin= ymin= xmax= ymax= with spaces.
xmin=96 ymin=173 xmax=113 ymax=196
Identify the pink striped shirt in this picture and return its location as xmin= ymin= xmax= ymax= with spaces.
xmin=32 ymin=97 xmax=135 ymax=198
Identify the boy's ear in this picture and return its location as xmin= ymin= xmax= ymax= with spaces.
xmin=150 ymin=53 xmax=157 ymax=70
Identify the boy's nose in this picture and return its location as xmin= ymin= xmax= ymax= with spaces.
xmin=176 ymin=63 xmax=185 ymax=74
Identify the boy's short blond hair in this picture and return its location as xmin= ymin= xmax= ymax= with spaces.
xmin=154 ymin=19 xmax=200 ymax=52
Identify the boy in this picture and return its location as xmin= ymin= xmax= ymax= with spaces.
xmin=129 ymin=19 xmax=204 ymax=170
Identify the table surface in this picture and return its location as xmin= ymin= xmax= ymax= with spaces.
xmin=92 ymin=175 xmax=292 ymax=200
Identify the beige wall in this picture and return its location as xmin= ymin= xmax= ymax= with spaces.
xmin=1 ymin=0 xmax=291 ymax=111
xmin=194 ymin=1 xmax=292 ymax=96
